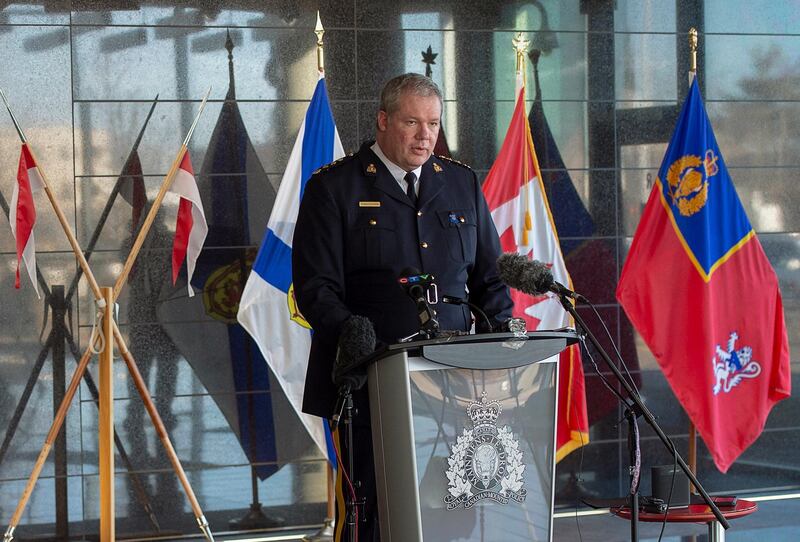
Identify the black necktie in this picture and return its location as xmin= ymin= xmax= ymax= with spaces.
xmin=405 ymin=171 xmax=417 ymax=207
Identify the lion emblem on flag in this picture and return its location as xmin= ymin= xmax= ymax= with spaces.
xmin=712 ymin=331 xmax=762 ymax=395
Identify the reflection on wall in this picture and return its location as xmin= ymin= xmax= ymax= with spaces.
xmin=0 ymin=0 xmax=798 ymax=539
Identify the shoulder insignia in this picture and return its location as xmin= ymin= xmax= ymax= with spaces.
xmin=433 ymin=162 xmax=443 ymax=173
xmin=366 ymin=163 xmax=377 ymax=174
xmin=312 ymin=153 xmax=355 ymax=176
xmin=437 ymin=155 xmax=473 ymax=170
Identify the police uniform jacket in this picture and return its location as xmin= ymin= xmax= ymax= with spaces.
xmin=293 ymin=141 xmax=513 ymax=418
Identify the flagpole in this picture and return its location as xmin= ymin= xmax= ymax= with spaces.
xmin=688 ymin=27 xmax=698 ymax=85
xmin=301 ymin=13 xmax=336 ymax=541
xmin=0 ymin=91 xmax=102 ymax=303
xmin=0 ymin=91 xmax=119 ymax=542
xmin=112 ymin=87 xmax=211 ymax=300
xmin=64 ymin=95 xmax=159 ymax=304
xmin=0 ymin=92 xmax=216 ymax=542
xmin=315 ymin=10 xmax=325 ymax=74
xmin=687 ymin=26 xmax=699 ymax=490
xmin=511 ymin=33 xmax=535 ymax=247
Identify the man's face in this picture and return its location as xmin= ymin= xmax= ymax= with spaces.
xmin=376 ymin=92 xmax=441 ymax=171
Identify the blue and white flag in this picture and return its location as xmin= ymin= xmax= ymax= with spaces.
xmin=238 ymin=74 xmax=343 ymax=462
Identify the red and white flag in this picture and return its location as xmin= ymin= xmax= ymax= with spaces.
xmin=10 ymin=143 xmax=44 ymax=297
xmin=170 ymin=151 xmax=207 ymax=297
xmin=483 ymin=74 xmax=589 ymax=461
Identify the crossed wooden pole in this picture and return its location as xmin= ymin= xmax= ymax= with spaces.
xmin=1 ymin=88 xmax=215 ymax=542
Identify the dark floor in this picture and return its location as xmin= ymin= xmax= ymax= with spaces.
xmin=145 ymin=496 xmax=799 ymax=542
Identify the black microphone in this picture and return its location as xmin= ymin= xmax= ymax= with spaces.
xmin=398 ymin=267 xmax=439 ymax=337
xmin=332 ymin=315 xmax=376 ymax=387
xmin=331 ymin=315 xmax=376 ymax=428
xmin=496 ymin=252 xmax=584 ymax=301
xmin=441 ymin=295 xmax=493 ymax=333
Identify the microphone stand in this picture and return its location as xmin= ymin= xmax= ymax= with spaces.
xmin=555 ymin=294 xmax=729 ymax=540
xmin=341 ymin=390 xmax=362 ymax=542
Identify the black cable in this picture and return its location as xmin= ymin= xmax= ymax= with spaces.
xmin=657 ymin=437 xmax=679 ymax=542
xmin=573 ymin=336 xmax=590 ymax=542
xmin=583 ymin=299 xmax=642 ymax=399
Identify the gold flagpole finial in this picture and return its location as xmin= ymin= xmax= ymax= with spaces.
xmin=688 ymin=27 xmax=698 ymax=80
xmin=315 ymin=11 xmax=325 ymax=73
xmin=512 ymin=32 xmax=530 ymax=75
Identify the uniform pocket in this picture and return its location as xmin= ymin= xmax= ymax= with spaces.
xmin=436 ymin=208 xmax=477 ymax=263
xmin=347 ymin=211 xmax=397 ymax=269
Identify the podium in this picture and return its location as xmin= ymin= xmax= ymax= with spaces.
xmin=367 ymin=330 xmax=578 ymax=542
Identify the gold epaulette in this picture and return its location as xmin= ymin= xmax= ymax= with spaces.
xmin=437 ymin=154 xmax=473 ymax=170
xmin=311 ymin=153 xmax=355 ymax=176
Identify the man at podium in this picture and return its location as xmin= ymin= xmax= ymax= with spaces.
xmin=293 ymin=73 xmax=512 ymax=541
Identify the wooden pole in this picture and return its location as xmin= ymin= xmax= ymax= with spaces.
xmin=112 ymin=145 xmax=186 ymax=298
xmin=2 ymin=347 xmax=93 ymax=542
xmin=1 ymin=92 xmax=215 ymax=542
xmin=688 ymin=420 xmax=698 ymax=494
xmin=327 ymin=462 xmax=335 ymax=519
xmin=98 ymin=288 xmax=115 ymax=541
xmin=686 ymin=28 xmax=699 ymax=497
xmin=112 ymin=88 xmax=210 ymax=300
xmin=112 ymin=324 xmax=210 ymax=529
xmin=24 ymin=145 xmax=103 ymax=300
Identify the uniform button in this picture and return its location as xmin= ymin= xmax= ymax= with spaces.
xmin=459 ymin=216 xmax=466 ymax=223
xmin=417 ymin=210 xmax=423 ymax=217
xmin=420 ymin=242 xmax=428 ymax=249
xmin=369 ymin=219 xmax=377 ymax=225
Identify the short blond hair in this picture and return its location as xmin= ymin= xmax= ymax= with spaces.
xmin=379 ymin=73 xmax=443 ymax=115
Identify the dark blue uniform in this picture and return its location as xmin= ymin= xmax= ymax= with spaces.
xmin=292 ymin=141 xmax=512 ymax=540
xmin=293 ymin=141 xmax=512 ymax=417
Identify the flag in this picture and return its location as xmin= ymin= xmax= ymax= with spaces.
xmin=170 ymin=151 xmax=208 ymax=297
xmin=238 ymin=74 xmax=344 ymax=463
xmin=483 ymin=74 xmax=589 ymax=461
xmin=616 ymin=79 xmax=791 ymax=472
xmin=527 ymin=56 xmax=640 ymax=427
xmin=118 ymin=150 xmax=146 ymax=233
xmin=10 ymin=143 xmax=43 ymax=297
xmin=155 ymin=37 xmax=305 ymax=479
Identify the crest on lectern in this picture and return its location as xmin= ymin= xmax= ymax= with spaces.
xmin=443 ymin=392 xmax=527 ymax=509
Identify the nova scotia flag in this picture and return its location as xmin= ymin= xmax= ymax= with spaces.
xmin=238 ymin=74 xmax=343 ymax=463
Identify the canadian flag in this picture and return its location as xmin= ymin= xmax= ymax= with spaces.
xmin=170 ymin=151 xmax=208 ymax=297
xmin=10 ymin=143 xmax=44 ymax=297
xmin=482 ymin=74 xmax=589 ymax=460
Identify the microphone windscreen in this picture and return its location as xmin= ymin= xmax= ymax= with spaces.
xmin=496 ymin=253 xmax=554 ymax=296
xmin=333 ymin=315 xmax=377 ymax=386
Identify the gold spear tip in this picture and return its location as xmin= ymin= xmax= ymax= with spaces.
xmin=512 ymin=32 xmax=530 ymax=55
xmin=689 ymin=27 xmax=698 ymax=51
xmin=315 ymin=10 xmax=325 ymax=44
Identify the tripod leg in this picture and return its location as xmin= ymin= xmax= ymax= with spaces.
xmin=112 ymin=324 xmax=215 ymax=542
xmin=64 ymin=331 xmax=161 ymax=532
xmin=3 ymin=345 xmax=93 ymax=542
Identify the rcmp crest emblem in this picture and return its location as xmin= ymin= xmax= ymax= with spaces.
xmin=712 ymin=331 xmax=762 ymax=395
xmin=444 ymin=392 xmax=526 ymax=510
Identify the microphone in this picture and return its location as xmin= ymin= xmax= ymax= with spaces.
xmin=398 ymin=267 xmax=439 ymax=337
xmin=441 ymin=295 xmax=493 ymax=333
xmin=331 ymin=315 xmax=376 ymax=428
xmin=496 ymin=252 xmax=584 ymax=301
xmin=332 ymin=315 xmax=376 ymax=387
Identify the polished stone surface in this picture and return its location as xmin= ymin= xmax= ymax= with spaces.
xmin=1 ymin=1 xmax=799 ymax=539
